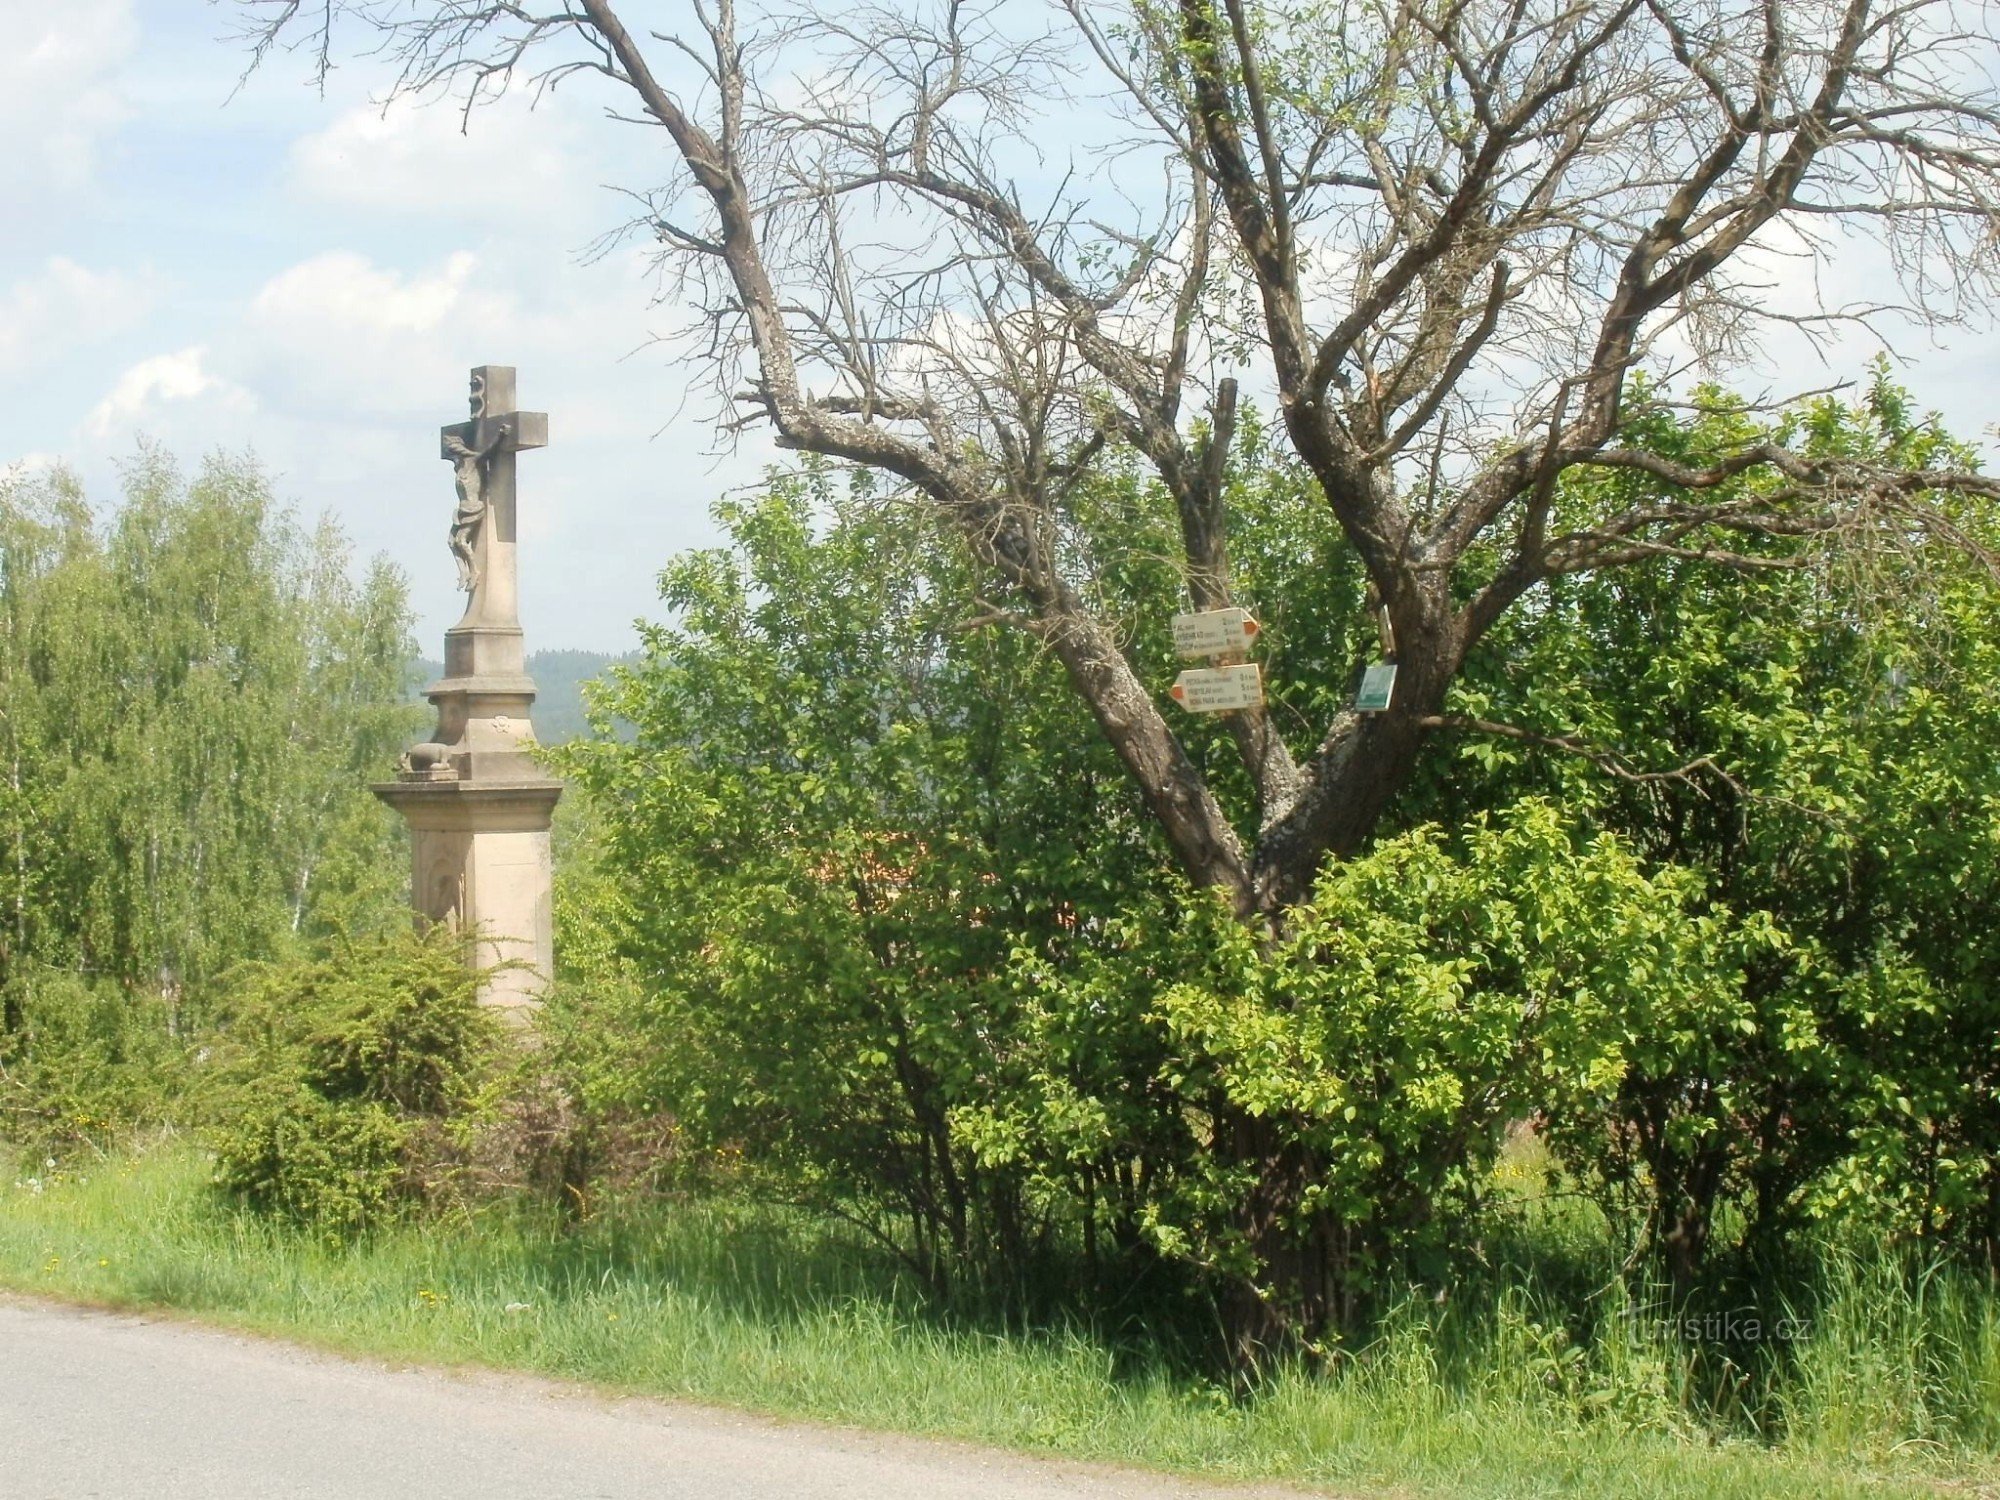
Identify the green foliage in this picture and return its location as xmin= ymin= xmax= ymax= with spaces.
xmin=0 ymin=971 xmax=190 ymax=1153
xmin=991 ymin=802 xmax=1754 ymax=1333
xmin=205 ymin=927 xmax=498 ymax=1235
xmin=558 ymin=370 xmax=2000 ymax=1347
xmin=0 ymin=449 xmax=422 ymax=1151
xmin=554 ymin=460 xmax=1172 ymax=1272
xmin=1415 ymin=367 xmax=2000 ymax=1273
xmin=0 ymin=451 xmax=421 ymax=1007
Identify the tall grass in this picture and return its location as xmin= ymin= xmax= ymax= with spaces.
xmin=1784 ymin=1246 xmax=2000 ymax=1462
xmin=3 ymin=1139 xmax=1993 ymax=1500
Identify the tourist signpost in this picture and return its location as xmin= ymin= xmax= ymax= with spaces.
xmin=1170 ymin=606 xmax=1260 ymax=658
xmin=1170 ymin=662 xmax=1265 ymax=712
xmin=1355 ymin=662 xmax=1398 ymax=713
xmin=1167 ymin=606 xmax=1263 ymax=714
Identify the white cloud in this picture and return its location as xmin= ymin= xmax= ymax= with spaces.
xmin=289 ymin=95 xmax=596 ymax=231
xmin=0 ymin=257 xmax=156 ymax=375
xmin=242 ymin=249 xmax=511 ymax=419
xmin=252 ymin=248 xmax=482 ymax=336
xmin=86 ymin=347 xmax=255 ymax=441
xmin=234 ymin=244 xmax=692 ymax=439
xmin=0 ymin=0 xmax=137 ymax=200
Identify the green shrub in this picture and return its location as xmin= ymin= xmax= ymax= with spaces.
xmin=975 ymin=799 xmax=1754 ymax=1347
xmin=210 ymin=1085 xmax=410 ymax=1233
xmin=205 ymin=926 xmax=499 ymax=1234
xmin=0 ymin=968 xmax=191 ymax=1154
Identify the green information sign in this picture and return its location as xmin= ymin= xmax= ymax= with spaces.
xmin=1355 ymin=662 xmax=1397 ymax=713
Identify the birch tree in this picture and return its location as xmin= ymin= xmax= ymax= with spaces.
xmin=0 ymin=454 xmax=419 ymax=1016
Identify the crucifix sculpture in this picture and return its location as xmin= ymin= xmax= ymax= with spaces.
xmin=438 ymin=366 xmax=547 ymax=630
xmin=376 ymin=365 xmax=563 ymax=1020
xmin=443 ymin=425 xmax=502 ymax=593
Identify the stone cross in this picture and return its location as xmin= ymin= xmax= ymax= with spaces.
xmin=439 ymin=365 xmax=548 ymax=632
xmin=375 ymin=364 xmax=563 ymax=1020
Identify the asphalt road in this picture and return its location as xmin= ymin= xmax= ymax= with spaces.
xmin=0 ymin=1297 xmax=1321 ymax=1499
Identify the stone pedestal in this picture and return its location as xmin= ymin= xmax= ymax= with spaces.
xmin=373 ymin=366 xmax=561 ymax=1017
xmin=375 ymin=772 xmax=561 ymax=1019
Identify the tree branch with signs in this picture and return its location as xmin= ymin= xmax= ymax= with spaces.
xmin=234 ymin=0 xmax=2000 ymax=919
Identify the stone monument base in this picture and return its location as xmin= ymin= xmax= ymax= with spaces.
xmin=372 ymin=777 xmax=562 ymax=1018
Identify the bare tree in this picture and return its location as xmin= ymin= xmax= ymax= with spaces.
xmin=233 ymin=0 xmax=2000 ymax=911
xmin=231 ymin=0 xmax=2000 ymax=1358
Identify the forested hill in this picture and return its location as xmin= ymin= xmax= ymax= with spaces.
xmin=410 ymin=649 xmax=635 ymax=743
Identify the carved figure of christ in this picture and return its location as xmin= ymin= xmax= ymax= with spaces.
xmin=438 ymin=366 xmax=548 ymax=631
xmin=444 ymin=425 xmax=506 ymax=593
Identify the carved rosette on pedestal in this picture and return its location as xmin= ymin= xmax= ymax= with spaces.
xmin=374 ymin=366 xmax=562 ymax=1018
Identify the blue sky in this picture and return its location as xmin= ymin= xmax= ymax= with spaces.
xmin=2 ymin=0 xmax=773 ymax=651
xmin=5 ymin=1 xmax=1998 ymax=653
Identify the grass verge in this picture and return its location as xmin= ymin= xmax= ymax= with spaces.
xmin=0 ymin=1140 xmax=1992 ymax=1500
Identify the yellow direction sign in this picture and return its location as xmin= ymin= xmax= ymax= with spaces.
xmin=1170 ymin=663 xmax=1264 ymax=713
xmin=1171 ymin=606 xmax=1260 ymax=658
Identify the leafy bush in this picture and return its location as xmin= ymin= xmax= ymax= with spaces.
xmin=976 ymin=800 xmax=1754 ymax=1350
xmin=0 ymin=968 xmax=192 ymax=1154
xmin=205 ymin=927 xmax=500 ymax=1234
xmin=554 ymin=464 xmax=1178 ymax=1278
xmin=1417 ymin=374 xmax=2000 ymax=1276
